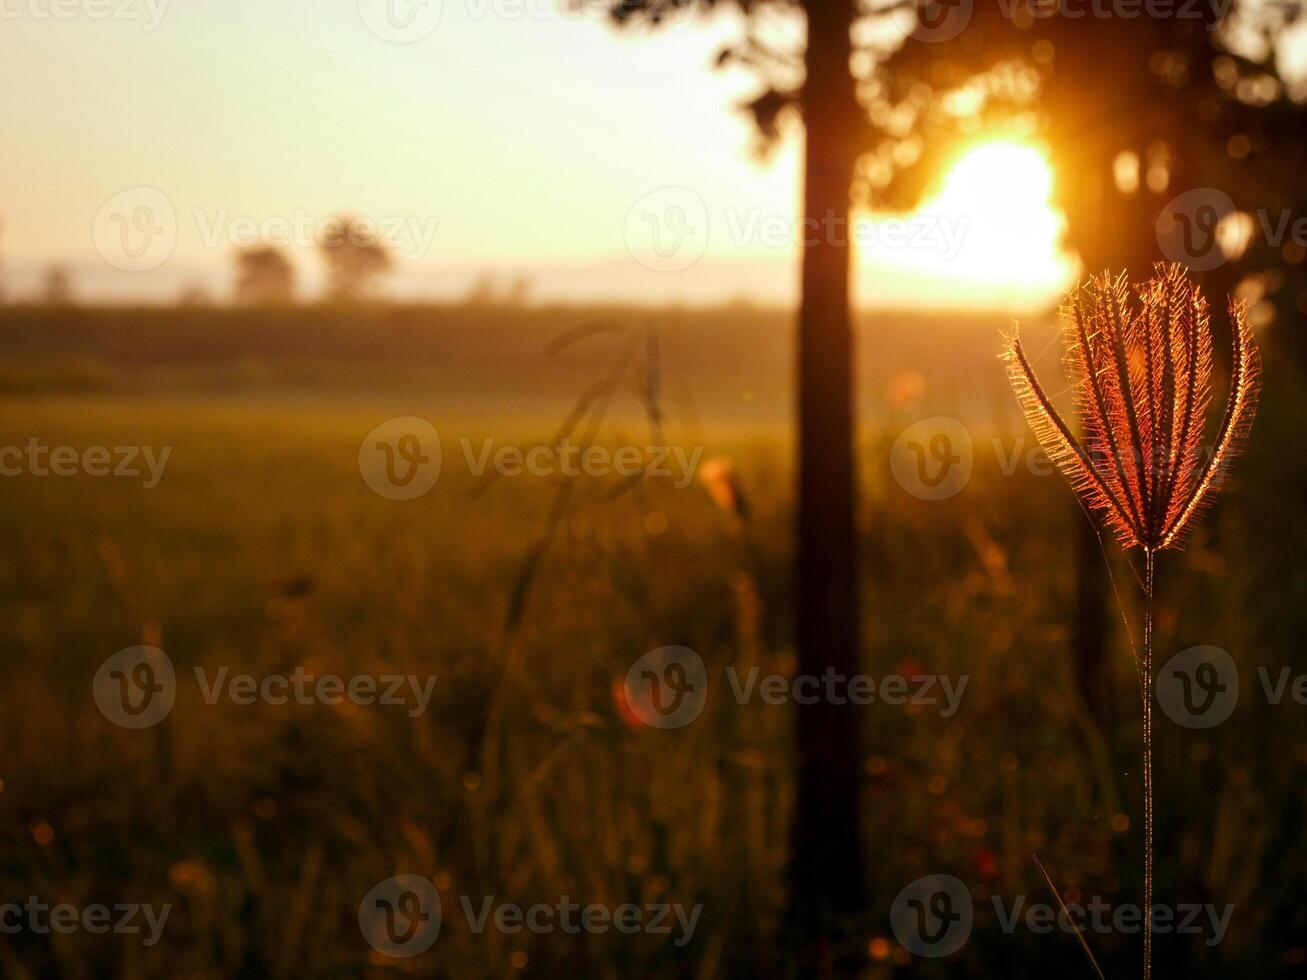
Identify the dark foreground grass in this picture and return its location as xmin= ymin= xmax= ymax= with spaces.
xmin=0 ymin=307 xmax=1302 ymax=977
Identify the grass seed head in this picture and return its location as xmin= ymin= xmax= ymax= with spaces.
xmin=1003 ymin=263 xmax=1261 ymax=552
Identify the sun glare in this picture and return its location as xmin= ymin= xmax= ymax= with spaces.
xmin=940 ymin=142 xmax=1053 ymax=205
xmin=857 ymin=140 xmax=1073 ymax=309
xmin=931 ymin=141 xmax=1067 ymax=287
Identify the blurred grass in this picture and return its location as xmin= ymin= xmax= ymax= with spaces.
xmin=0 ymin=305 xmax=1303 ymax=977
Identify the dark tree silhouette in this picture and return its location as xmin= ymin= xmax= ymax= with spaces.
xmin=317 ymin=215 xmax=393 ymax=302
xmin=234 ymin=246 xmax=296 ymax=306
xmin=607 ymin=0 xmax=871 ymax=971
xmin=868 ymin=0 xmax=1305 ymax=291
xmin=790 ymin=6 xmax=870 ymax=972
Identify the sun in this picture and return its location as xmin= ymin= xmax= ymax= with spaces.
xmin=856 ymin=139 xmax=1075 ymax=309
xmin=939 ymin=142 xmax=1054 ymax=207
xmin=930 ymin=141 xmax=1069 ymax=287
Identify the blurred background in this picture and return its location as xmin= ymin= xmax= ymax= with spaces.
xmin=1 ymin=0 xmax=1305 ymax=976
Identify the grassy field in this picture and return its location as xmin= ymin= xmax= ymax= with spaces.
xmin=0 ymin=304 xmax=1303 ymax=977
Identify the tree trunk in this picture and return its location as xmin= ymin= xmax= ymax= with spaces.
xmin=790 ymin=0 xmax=864 ymax=972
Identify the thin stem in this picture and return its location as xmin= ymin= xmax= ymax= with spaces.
xmin=1034 ymin=854 xmax=1106 ymax=980
xmin=1142 ymin=548 xmax=1155 ymax=980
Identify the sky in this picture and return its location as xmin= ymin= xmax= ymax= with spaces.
xmin=0 ymin=0 xmax=1077 ymax=309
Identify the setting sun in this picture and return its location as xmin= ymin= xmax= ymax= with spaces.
xmin=857 ymin=140 xmax=1073 ymax=309
xmin=941 ymin=141 xmax=1053 ymax=206
xmin=932 ymin=141 xmax=1068 ymax=286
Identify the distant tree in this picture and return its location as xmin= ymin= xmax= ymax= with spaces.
xmin=463 ymin=270 xmax=500 ymax=306
xmin=505 ymin=272 xmax=533 ymax=307
xmin=317 ymin=215 xmax=392 ymax=302
xmin=234 ymin=246 xmax=296 ymax=306
xmin=42 ymin=265 xmax=74 ymax=307
xmin=177 ymin=283 xmax=214 ymax=308
xmin=463 ymin=271 xmax=535 ymax=307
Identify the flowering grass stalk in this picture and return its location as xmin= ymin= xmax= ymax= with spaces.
xmin=1003 ymin=264 xmax=1261 ymax=979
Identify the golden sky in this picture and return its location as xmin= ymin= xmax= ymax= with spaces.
xmin=0 ymin=0 xmax=1075 ymax=309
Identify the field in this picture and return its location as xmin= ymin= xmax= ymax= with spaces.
xmin=0 ymin=304 xmax=1303 ymax=977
